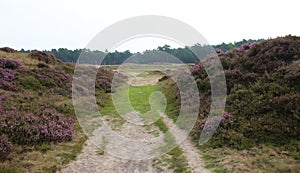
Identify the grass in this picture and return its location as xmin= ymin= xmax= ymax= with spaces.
xmin=165 ymin=147 xmax=191 ymax=173
xmin=157 ymin=79 xmax=180 ymax=123
xmin=0 ymin=51 xmax=40 ymax=69
xmin=96 ymin=136 xmax=108 ymax=155
xmin=0 ymin=167 xmax=23 ymax=173
xmin=98 ymin=91 xmax=125 ymax=129
xmin=198 ymin=144 xmax=300 ymax=173
xmin=137 ymin=71 xmax=163 ymax=77
xmin=153 ymin=130 xmax=190 ymax=173
xmin=36 ymin=144 xmax=51 ymax=153
xmin=101 ymin=76 xmax=191 ymax=173
xmin=125 ymin=83 xmax=190 ymax=173
xmin=128 ymin=85 xmax=156 ymax=113
xmin=100 ymin=84 xmax=166 ymax=126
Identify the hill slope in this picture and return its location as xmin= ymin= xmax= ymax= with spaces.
xmin=159 ymin=35 xmax=300 ymax=172
xmin=0 ymin=49 xmax=113 ymax=172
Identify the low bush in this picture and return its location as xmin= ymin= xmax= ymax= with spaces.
xmin=167 ymin=35 xmax=300 ymax=149
xmin=0 ymin=58 xmax=21 ymax=91
xmin=29 ymin=51 xmax=59 ymax=64
xmin=0 ymin=134 xmax=12 ymax=157
xmin=0 ymin=47 xmax=18 ymax=53
xmin=0 ymin=106 xmax=74 ymax=144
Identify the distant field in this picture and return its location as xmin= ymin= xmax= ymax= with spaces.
xmin=100 ymin=63 xmax=194 ymax=71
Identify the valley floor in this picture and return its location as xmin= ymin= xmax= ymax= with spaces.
xmin=60 ymin=67 xmax=210 ymax=173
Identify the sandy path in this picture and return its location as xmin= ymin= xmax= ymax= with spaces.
xmin=161 ymin=113 xmax=211 ymax=173
xmin=60 ymin=71 xmax=210 ymax=173
xmin=60 ymin=115 xmax=168 ymax=173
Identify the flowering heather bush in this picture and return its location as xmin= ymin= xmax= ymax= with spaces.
xmin=191 ymin=62 xmax=202 ymax=75
xmin=0 ymin=134 xmax=12 ymax=156
xmin=37 ymin=62 xmax=49 ymax=68
xmin=215 ymin=48 xmax=224 ymax=55
xmin=96 ymin=75 xmax=112 ymax=92
xmin=235 ymin=42 xmax=257 ymax=54
xmin=0 ymin=47 xmax=17 ymax=53
xmin=0 ymin=107 xmax=74 ymax=144
xmin=17 ymin=66 xmax=73 ymax=96
xmin=0 ymin=58 xmax=21 ymax=90
xmin=199 ymin=111 xmax=233 ymax=130
xmin=35 ymin=67 xmax=71 ymax=86
xmin=184 ymin=36 xmax=300 ymax=148
xmin=0 ymin=92 xmax=13 ymax=102
xmin=0 ymin=68 xmax=16 ymax=82
xmin=242 ymin=35 xmax=300 ymax=73
xmin=29 ymin=51 xmax=59 ymax=64
xmin=0 ymin=58 xmax=21 ymax=70
xmin=96 ymin=68 xmax=127 ymax=92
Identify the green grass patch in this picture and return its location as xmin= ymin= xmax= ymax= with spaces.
xmin=18 ymin=75 xmax=43 ymax=90
xmin=167 ymin=147 xmax=191 ymax=173
xmin=154 ymin=118 xmax=169 ymax=133
xmin=36 ymin=144 xmax=51 ymax=153
xmin=128 ymin=85 xmax=157 ymax=113
xmin=99 ymin=93 xmax=120 ymax=117
xmin=0 ymin=167 xmax=24 ymax=173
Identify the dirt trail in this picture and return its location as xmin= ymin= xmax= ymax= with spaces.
xmin=60 ymin=122 xmax=162 ymax=173
xmin=161 ymin=113 xmax=210 ymax=173
xmin=60 ymin=70 xmax=210 ymax=173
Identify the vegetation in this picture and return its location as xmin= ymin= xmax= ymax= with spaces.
xmin=159 ymin=35 xmax=300 ymax=172
xmin=126 ymin=85 xmax=190 ymax=173
xmin=19 ymin=39 xmax=264 ymax=64
xmin=0 ymin=50 xmax=114 ymax=172
xmin=0 ymin=35 xmax=298 ymax=172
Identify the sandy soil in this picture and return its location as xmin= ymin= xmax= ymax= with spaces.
xmin=161 ymin=113 xmax=210 ymax=173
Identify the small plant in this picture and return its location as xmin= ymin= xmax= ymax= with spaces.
xmin=0 ymin=167 xmax=23 ymax=173
xmin=36 ymin=144 xmax=51 ymax=153
xmin=0 ymin=134 xmax=12 ymax=158
xmin=0 ymin=58 xmax=21 ymax=91
xmin=96 ymin=136 xmax=107 ymax=155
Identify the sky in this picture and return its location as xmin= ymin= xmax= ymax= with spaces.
xmin=0 ymin=0 xmax=299 ymax=52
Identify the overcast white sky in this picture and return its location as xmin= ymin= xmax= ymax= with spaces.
xmin=1 ymin=0 xmax=299 ymax=52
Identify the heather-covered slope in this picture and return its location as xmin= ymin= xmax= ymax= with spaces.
xmin=159 ymin=35 xmax=300 ymax=172
xmin=191 ymin=35 xmax=300 ymax=146
xmin=0 ymin=49 xmax=114 ymax=172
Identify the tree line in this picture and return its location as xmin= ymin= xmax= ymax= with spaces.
xmin=20 ymin=39 xmax=264 ymax=64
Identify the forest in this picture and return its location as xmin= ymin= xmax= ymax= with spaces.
xmin=19 ymin=39 xmax=264 ymax=64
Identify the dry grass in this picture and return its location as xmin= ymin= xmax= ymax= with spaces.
xmin=0 ymin=51 xmax=42 ymax=69
xmin=200 ymin=145 xmax=300 ymax=173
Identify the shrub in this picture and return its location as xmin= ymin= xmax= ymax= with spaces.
xmin=0 ymin=58 xmax=21 ymax=91
xmin=0 ymin=107 xmax=74 ymax=144
xmin=187 ymin=36 xmax=300 ymax=149
xmin=0 ymin=47 xmax=17 ymax=53
xmin=37 ymin=62 xmax=49 ymax=68
xmin=29 ymin=51 xmax=58 ymax=64
xmin=0 ymin=134 xmax=12 ymax=156
xmin=18 ymin=75 xmax=42 ymax=90
xmin=0 ymin=58 xmax=21 ymax=70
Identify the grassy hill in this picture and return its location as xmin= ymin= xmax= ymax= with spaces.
xmin=0 ymin=49 xmax=113 ymax=172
